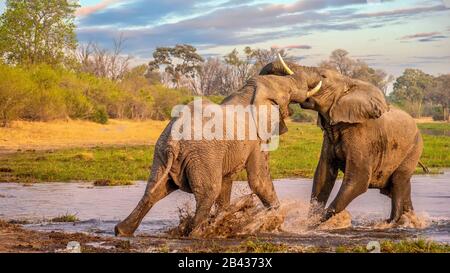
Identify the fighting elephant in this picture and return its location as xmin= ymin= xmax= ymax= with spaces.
xmin=114 ymin=56 xmax=321 ymax=237
xmin=260 ymin=60 xmax=424 ymax=223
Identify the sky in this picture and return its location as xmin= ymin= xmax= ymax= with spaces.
xmin=1 ymin=0 xmax=450 ymax=78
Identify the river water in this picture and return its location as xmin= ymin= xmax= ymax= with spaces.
xmin=0 ymin=171 xmax=449 ymax=246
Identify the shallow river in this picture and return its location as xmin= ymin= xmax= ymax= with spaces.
xmin=1 ymin=171 xmax=449 ymax=246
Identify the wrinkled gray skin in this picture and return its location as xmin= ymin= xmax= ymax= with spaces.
xmin=260 ymin=61 xmax=423 ymax=223
xmin=115 ymin=73 xmax=312 ymax=237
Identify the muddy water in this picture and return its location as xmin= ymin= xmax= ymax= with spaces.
xmin=0 ymin=171 xmax=449 ymax=247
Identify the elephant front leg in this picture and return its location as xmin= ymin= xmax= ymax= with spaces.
xmin=246 ymin=150 xmax=280 ymax=209
xmin=323 ymin=154 xmax=370 ymax=222
xmin=215 ymin=176 xmax=233 ymax=211
xmin=309 ymin=138 xmax=338 ymax=218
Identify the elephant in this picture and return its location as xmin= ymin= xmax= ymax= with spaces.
xmin=114 ymin=55 xmax=321 ymax=237
xmin=259 ymin=60 xmax=424 ymax=224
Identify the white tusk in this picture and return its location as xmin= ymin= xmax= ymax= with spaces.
xmin=307 ymin=81 xmax=322 ymax=98
xmin=277 ymin=53 xmax=294 ymax=75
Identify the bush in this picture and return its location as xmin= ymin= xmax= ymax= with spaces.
xmin=0 ymin=64 xmax=232 ymax=124
xmin=290 ymin=104 xmax=316 ymax=123
xmin=90 ymin=105 xmax=109 ymax=124
xmin=0 ymin=64 xmax=31 ymax=126
xmin=431 ymin=107 xmax=445 ymax=121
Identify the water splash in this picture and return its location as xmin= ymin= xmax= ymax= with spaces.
xmin=371 ymin=211 xmax=430 ymax=230
xmin=169 ymin=195 xmax=353 ymax=238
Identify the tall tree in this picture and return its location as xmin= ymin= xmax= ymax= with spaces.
xmin=148 ymin=44 xmax=204 ymax=93
xmin=223 ymin=47 xmax=289 ymax=93
xmin=390 ymin=69 xmax=434 ymax=118
xmin=0 ymin=0 xmax=79 ymax=66
xmin=426 ymin=74 xmax=450 ymax=121
xmin=320 ymin=49 xmax=354 ymax=77
xmin=320 ymin=49 xmax=393 ymax=92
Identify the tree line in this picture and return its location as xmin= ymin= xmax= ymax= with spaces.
xmin=0 ymin=0 xmax=448 ymax=127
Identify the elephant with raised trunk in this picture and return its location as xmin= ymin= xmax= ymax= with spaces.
xmin=114 ymin=56 xmax=321 ymax=237
xmin=260 ymin=60 xmax=424 ymax=224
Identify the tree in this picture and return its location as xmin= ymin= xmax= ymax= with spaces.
xmin=390 ymin=69 xmax=434 ymax=118
xmin=77 ymin=34 xmax=132 ymax=81
xmin=320 ymin=49 xmax=393 ymax=92
xmin=352 ymin=60 xmax=394 ymax=94
xmin=222 ymin=47 xmax=289 ymax=94
xmin=148 ymin=44 xmax=204 ymax=93
xmin=0 ymin=0 xmax=79 ymax=66
xmin=320 ymin=49 xmax=354 ymax=77
xmin=197 ymin=57 xmax=225 ymax=96
xmin=426 ymin=74 xmax=450 ymax=121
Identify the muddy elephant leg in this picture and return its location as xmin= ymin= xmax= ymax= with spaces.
xmin=188 ymin=166 xmax=223 ymax=233
xmin=324 ymin=154 xmax=370 ymax=221
xmin=311 ymin=137 xmax=338 ymax=209
xmin=115 ymin=173 xmax=177 ymax=237
xmin=246 ymin=149 xmax=280 ymax=208
xmin=389 ymin=138 xmax=420 ymax=223
xmin=216 ymin=176 xmax=233 ymax=211
xmin=389 ymin=170 xmax=414 ymax=223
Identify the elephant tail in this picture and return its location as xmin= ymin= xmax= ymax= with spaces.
xmin=418 ymin=161 xmax=430 ymax=174
xmin=151 ymin=140 xmax=179 ymax=190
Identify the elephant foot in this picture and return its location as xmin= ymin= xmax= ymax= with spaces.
xmin=321 ymin=208 xmax=336 ymax=223
xmin=114 ymin=222 xmax=135 ymax=237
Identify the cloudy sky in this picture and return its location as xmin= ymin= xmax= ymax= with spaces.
xmin=2 ymin=0 xmax=450 ymax=77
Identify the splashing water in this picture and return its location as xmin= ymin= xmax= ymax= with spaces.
xmin=169 ymin=195 xmax=353 ymax=238
xmin=370 ymin=211 xmax=430 ymax=230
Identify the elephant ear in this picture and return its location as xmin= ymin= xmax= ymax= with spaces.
xmin=329 ymin=86 xmax=389 ymax=125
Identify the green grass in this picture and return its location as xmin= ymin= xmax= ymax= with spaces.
xmin=418 ymin=123 xmax=450 ymax=132
xmin=336 ymin=239 xmax=450 ymax=253
xmin=51 ymin=213 xmax=79 ymax=223
xmin=417 ymin=123 xmax=450 ymax=173
xmin=0 ymin=123 xmax=448 ymax=183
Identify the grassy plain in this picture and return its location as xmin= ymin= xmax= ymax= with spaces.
xmin=0 ymin=120 xmax=448 ymax=183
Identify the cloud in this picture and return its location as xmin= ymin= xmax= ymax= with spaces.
xmin=76 ymin=0 xmax=121 ymax=17
xmin=76 ymin=0 xmax=450 ymax=61
xmin=400 ymin=32 xmax=441 ymax=40
xmin=418 ymin=35 xmax=448 ymax=42
xmin=272 ymin=44 xmax=312 ymax=50
xmin=398 ymin=32 xmax=448 ymax=42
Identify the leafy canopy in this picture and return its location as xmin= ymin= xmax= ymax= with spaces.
xmin=0 ymin=0 xmax=80 ymax=66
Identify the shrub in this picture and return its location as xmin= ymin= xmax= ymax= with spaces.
xmin=0 ymin=64 xmax=227 ymax=124
xmin=290 ymin=104 xmax=316 ymax=123
xmin=0 ymin=64 xmax=31 ymax=126
xmin=90 ymin=105 xmax=109 ymax=124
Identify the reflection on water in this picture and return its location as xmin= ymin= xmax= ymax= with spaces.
xmin=0 ymin=171 xmax=449 ymax=244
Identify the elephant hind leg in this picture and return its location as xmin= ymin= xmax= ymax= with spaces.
xmin=187 ymin=167 xmax=223 ymax=235
xmin=389 ymin=169 xmax=414 ymax=223
xmin=389 ymin=141 xmax=420 ymax=223
xmin=115 ymin=176 xmax=177 ymax=237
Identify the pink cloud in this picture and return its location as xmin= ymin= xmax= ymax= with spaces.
xmin=76 ymin=0 xmax=120 ymax=17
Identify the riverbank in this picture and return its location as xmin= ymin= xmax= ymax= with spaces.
xmin=0 ymin=120 xmax=448 ymax=183
xmin=1 ymin=220 xmax=448 ymax=253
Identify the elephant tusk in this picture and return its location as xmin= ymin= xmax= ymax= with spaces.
xmin=277 ymin=53 xmax=294 ymax=75
xmin=307 ymin=81 xmax=322 ymax=98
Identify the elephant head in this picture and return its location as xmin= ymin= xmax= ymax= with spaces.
xmin=260 ymin=57 xmax=389 ymax=125
xmin=252 ymin=54 xmax=323 ymax=136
